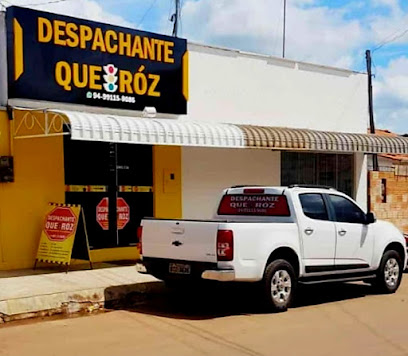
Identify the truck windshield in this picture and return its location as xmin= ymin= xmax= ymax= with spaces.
xmin=218 ymin=194 xmax=290 ymax=216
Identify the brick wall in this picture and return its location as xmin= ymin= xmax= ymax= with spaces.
xmin=368 ymin=171 xmax=408 ymax=234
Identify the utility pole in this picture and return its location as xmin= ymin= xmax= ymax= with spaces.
xmin=171 ymin=0 xmax=180 ymax=37
xmin=282 ymin=0 xmax=287 ymax=58
xmin=365 ymin=49 xmax=379 ymax=171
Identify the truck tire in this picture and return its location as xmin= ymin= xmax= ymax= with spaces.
xmin=263 ymin=259 xmax=297 ymax=312
xmin=373 ymin=250 xmax=403 ymax=294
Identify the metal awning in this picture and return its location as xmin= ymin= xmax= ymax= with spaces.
xmin=64 ymin=111 xmax=245 ymax=148
xmin=240 ymin=125 xmax=408 ymax=154
xmin=11 ymin=108 xmax=408 ymax=154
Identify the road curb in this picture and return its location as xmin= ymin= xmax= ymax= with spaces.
xmin=0 ymin=280 xmax=163 ymax=323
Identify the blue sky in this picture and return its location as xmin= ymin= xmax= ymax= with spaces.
xmin=2 ymin=0 xmax=408 ymax=133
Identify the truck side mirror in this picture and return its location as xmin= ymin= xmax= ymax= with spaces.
xmin=366 ymin=212 xmax=376 ymax=224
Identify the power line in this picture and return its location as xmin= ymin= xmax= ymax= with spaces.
xmin=372 ymin=24 xmax=408 ymax=52
xmin=137 ymin=0 xmax=158 ymax=28
xmin=374 ymin=21 xmax=408 ymax=48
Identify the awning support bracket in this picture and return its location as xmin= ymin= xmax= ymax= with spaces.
xmin=11 ymin=107 xmax=71 ymax=139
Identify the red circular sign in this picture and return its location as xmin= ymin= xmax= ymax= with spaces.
xmin=117 ymin=197 xmax=130 ymax=230
xmin=96 ymin=197 xmax=130 ymax=230
xmin=96 ymin=197 xmax=109 ymax=230
xmin=44 ymin=207 xmax=77 ymax=242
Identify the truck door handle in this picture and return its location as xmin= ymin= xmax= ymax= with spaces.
xmin=338 ymin=229 xmax=347 ymax=236
xmin=171 ymin=227 xmax=185 ymax=234
xmin=304 ymin=228 xmax=314 ymax=235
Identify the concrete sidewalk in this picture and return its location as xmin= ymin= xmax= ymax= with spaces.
xmin=0 ymin=265 xmax=160 ymax=323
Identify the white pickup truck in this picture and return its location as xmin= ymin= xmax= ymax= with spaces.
xmin=136 ymin=185 xmax=407 ymax=312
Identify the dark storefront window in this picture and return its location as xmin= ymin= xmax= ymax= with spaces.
xmin=281 ymin=152 xmax=354 ymax=197
xmin=64 ymin=137 xmax=153 ymax=249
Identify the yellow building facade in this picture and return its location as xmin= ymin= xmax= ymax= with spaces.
xmin=0 ymin=108 xmax=182 ymax=270
xmin=0 ymin=5 xmax=187 ymax=270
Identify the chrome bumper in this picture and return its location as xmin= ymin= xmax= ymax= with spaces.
xmin=201 ymin=269 xmax=235 ymax=282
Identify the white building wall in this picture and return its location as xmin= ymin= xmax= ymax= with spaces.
xmin=182 ymin=147 xmax=280 ymax=219
xmin=373 ymin=156 xmax=394 ymax=171
xmin=182 ymin=44 xmax=369 ymax=216
xmin=186 ymin=43 xmax=367 ymax=134
xmin=355 ymin=153 xmax=368 ymax=210
xmin=368 ymin=156 xmax=408 ymax=175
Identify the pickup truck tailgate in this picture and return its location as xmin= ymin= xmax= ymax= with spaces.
xmin=142 ymin=220 xmax=219 ymax=263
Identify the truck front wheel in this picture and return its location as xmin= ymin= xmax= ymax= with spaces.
xmin=373 ymin=250 xmax=403 ymax=294
xmin=263 ymin=259 xmax=297 ymax=312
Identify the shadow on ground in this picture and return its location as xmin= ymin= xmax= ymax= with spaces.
xmin=105 ymin=280 xmax=377 ymax=320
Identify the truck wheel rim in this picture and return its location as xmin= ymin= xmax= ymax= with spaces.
xmin=271 ymin=270 xmax=291 ymax=305
xmin=384 ymin=257 xmax=399 ymax=287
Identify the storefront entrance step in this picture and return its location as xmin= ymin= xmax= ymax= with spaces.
xmin=0 ymin=266 xmax=159 ymax=323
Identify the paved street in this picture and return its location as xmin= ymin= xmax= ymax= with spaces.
xmin=1 ymin=277 xmax=408 ymax=356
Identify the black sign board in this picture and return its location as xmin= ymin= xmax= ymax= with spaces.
xmin=6 ymin=6 xmax=188 ymax=114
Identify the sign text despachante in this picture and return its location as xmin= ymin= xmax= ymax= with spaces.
xmin=7 ymin=6 xmax=188 ymax=114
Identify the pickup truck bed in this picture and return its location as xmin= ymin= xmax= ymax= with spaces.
xmin=142 ymin=219 xmax=229 ymax=262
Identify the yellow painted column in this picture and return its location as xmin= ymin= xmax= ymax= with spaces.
xmin=0 ymin=110 xmax=10 ymax=156
xmin=153 ymin=146 xmax=182 ymax=219
xmin=0 ymin=110 xmax=10 ymax=265
xmin=0 ymin=110 xmax=65 ymax=270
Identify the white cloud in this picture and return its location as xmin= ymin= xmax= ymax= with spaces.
xmin=372 ymin=0 xmax=401 ymax=12
xmin=181 ymin=0 xmax=366 ymax=68
xmin=290 ymin=0 xmax=317 ymax=5
xmin=365 ymin=0 xmax=408 ymax=47
xmin=374 ymin=56 xmax=408 ymax=133
xmin=179 ymin=0 xmax=408 ymax=133
xmin=8 ymin=0 xmax=135 ymax=28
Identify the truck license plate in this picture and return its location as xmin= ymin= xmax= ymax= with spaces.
xmin=169 ymin=263 xmax=191 ymax=275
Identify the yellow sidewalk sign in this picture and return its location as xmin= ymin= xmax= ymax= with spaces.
xmin=35 ymin=203 xmax=92 ymax=270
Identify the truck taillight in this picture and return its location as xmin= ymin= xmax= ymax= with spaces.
xmin=404 ymin=234 xmax=408 ymax=247
xmin=137 ymin=226 xmax=143 ymax=254
xmin=217 ymin=230 xmax=233 ymax=261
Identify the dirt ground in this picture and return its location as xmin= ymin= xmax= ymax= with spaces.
xmin=1 ymin=278 xmax=408 ymax=356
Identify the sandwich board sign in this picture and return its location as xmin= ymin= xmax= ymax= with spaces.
xmin=35 ymin=203 xmax=92 ymax=270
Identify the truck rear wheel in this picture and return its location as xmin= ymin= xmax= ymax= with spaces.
xmin=374 ymin=250 xmax=403 ymax=294
xmin=263 ymin=259 xmax=297 ymax=312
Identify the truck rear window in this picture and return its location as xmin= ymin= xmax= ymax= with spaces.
xmin=217 ymin=194 xmax=290 ymax=216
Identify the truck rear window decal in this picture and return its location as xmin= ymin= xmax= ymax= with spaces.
xmin=218 ymin=194 xmax=290 ymax=216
